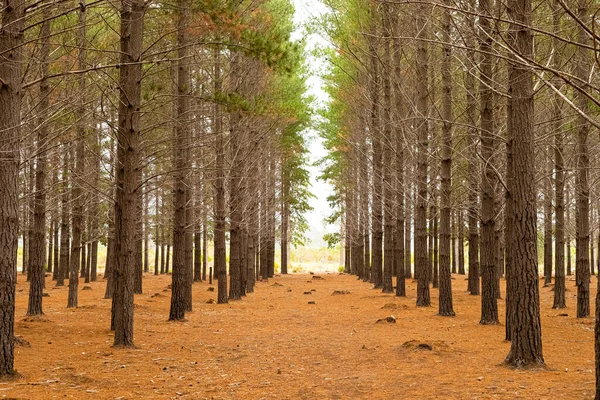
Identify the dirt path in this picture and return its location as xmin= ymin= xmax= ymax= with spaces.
xmin=1 ymin=273 xmax=595 ymax=399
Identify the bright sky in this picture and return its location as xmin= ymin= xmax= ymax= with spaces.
xmin=290 ymin=0 xmax=336 ymax=248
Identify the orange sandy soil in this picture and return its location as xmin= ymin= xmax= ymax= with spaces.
xmin=0 ymin=272 xmax=596 ymax=399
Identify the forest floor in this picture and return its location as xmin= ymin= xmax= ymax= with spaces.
xmin=1 ymin=272 xmax=596 ymax=399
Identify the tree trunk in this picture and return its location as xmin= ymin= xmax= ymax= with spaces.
xmin=458 ymin=210 xmax=465 ymax=275
xmin=504 ymin=0 xmax=544 ymax=365
xmin=27 ymin=11 xmax=51 ymax=316
xmin=552 ymin=0 xmax=566 ymax=309
xmin=438 ymin=0 xmax=455 ymax=316
xmin=67 ymin=1 xmax=88 ymax=308
xmin=478 ymin=0 xmax=498 ymax=324
xmin=543 ymin=143 xmax=553 ymax=286
xmin=112 ymin=0 xmax=145 ymax=347
xmin=465 ymin=0 xmax=480 ymax=296
xmin=574 ymin=0 xmax=590 ymax=318
xmin=228 ymin=52 xmax=243 ymax=299
xmin=57 ymin=147 xmax=70 ymax=287
xmin=415 ymin=0 xmax=430 ymax=307
xmin=368 ymin=26 xmax=383 ymax=290
xmin=0 ymin=0 xmax=23 ymax=375
xmin=213 ymin=46 xmax=228 ymax=304
xmin=381 ymin=5 xmax=394 ymax=294
xmin=169 ymin=0 xmax=192 ymax=320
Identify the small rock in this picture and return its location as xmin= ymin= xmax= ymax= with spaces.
xmin=286 ymin=289 xmax=292 ymax=292
xmin=276 ymin=369 xmax=282 ymax=374
xmin=42 ymin=293 xmax=50 ymax=297
xmin=303 ymin=291 xmax=312 ymax=295
xmin=151 ymin=293 xmax=162 ymax=298
xmin=558 ymin=313 xmax=568 ymax=317
xmin=206 ymin=299 xmax=216 ymax=304
xmin=312 ymin=276 xmax=324 ymax=280
xmin=417 ymin=343 xmax=433 ymax=351
xmin=308 ymin=301 xmax=316 ymax=305
xmin=376 ymin=316 xmax=396 ymax=324
xmin=478 ymin=376 xmax=484 ymax=381
xmin=82 ymin=286 xmax=93 ymax=291
xmin=207 ymin=287 xmax=215 ymax=292
xmin=332 ymin=290 xmax=351 ymax=295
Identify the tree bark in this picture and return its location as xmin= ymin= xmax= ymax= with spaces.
xmin=478 ymin=0 xmax=498 ymax=324
xmin=27 ymin=11 xmax=51 ymax=316
xmin=504 ymin=0 xmax=544 ymax=366
xmin=438 ymin=0 xmax=455 ymax=316
xmin=112 ymin=0 xmax=145 ymax=347
xmin=0 ymin=0 xmax=24 ymax=376
xmin=415 ymin=0 xmax=430 ymax=307
xmin=169 ymin=0 xmax=192 ymax=320
xmin=213 ymin=46 xmax=228 ymax=304
xmin=574 ymin=0 xmax=590 ymax=319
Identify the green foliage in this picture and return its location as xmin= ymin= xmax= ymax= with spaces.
xmin=323 ymin=232 xmax=341 ymax=249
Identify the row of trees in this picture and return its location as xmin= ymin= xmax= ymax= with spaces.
xmin=318 ymin=0 xmax=598 ymax=389
xmin=0 ymin=0 xmax=312 ymax=375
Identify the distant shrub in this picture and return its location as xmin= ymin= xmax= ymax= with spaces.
xmin=338 ymin=266 xmax=345 ymax=273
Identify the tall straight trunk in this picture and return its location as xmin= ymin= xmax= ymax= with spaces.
xmin=143 ymin=188 xmax=149 ymax=273
xmin=104 ymin=138 xmax=116 ymax=297
xmin=53 ymin=220 xmax=59 ymax=280
xmin=361 ymin=134 xmax=371 ymax=282
xmin=574 ymin=0 xmax=590 ymax=318
xmin=23 ymin=162 xmax=31 ymax=276
xmin=229 ymin=52 xmax=243 ymax=299
xmin=260 ymin=170 xmax=268 ymax=281
xmin=504 ymin=98 xmax=515 ymax=340
xmin=68 ymin=2 xmax=88 ymax=308
xmin=465 ymin=0 xmax=480 ymax=295
xmin=451 ymin=211 xmax=457 ymax=274
xmin=552 ymin=0 xmax=566 ymax=308
xmin=432 ymin=201 xmax=439 ymax=288
xmin=57 ymin=147 xmax=70 ymax=287
xmin=381 ymin=5 xmax=394 ymax=294
xmin=165 ymin=243 xmax=171 ymax=273
xmin=281 ymin=178 xmax=289 ymax=275
xmin=458 ymin=210 xmax=465 ymax=275
xmin=48 ymin=220 xmax=54 ymax=274
xmin=213 ymin=46 xmax=228 ymax=304
xmin=392 ymin=6 xmax=405 ymax=297
xmin=438 ymin=0 xmax=455 ymax=316
xmin=405 ymin=181 xmax=412 ymax=279
xmin=89 ymin=130 xmax=100 ymax=282
xmin=112 ymin=0 xmax=144 ymax=347
xmin=504 ymin=0 xmax=544 ymax=365
xmin=478 ymin=0 xmax=498 ymax=324
xmin=184 ymin=167 xmax=193 ymax=309
xmin=368 ymin=29 xmax=383 ymax=290
xmin=247 ymin=137 xmax=259 ymax=292
xmin=27 ymin=12 xmax=51 ymax=316
xmin=154 ymin=187 xmax=160 ymax=275
xmin=567 ymin=180 xmax=572 ymax=276
xmin=194 ymin=231 xmax=201 ymax=282
xmin=415 ymin=0 xmax=430 ymax=307
xmin=543 ymin=143 xmax=553 ymax=286
xmin=202 ymin=211 xmax=208 ymax=281
xmin=0 ymin=0 xmax=23 ymax=375
xmin=267 ymin=157 xmax=276 ymax=278
xmin=170 ymin=0 xmax=192 ymax=320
